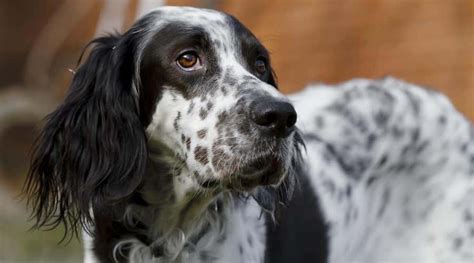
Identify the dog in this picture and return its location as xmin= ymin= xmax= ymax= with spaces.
xmin=24 ymin=6 xmax=473 ymax=263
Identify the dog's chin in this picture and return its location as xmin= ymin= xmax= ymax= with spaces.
xmin=194 ymin=138 xmax=294 ymax=192
xmin=228 ymin=156 xmax=287 ymax=192
xmin=195 ymin=155 xmax=288 ymax=192
xmin=231 ymin=171 xmax=287 ymax=192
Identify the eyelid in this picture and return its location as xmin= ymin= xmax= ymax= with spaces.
xmin=175 ymin=48 xmax=198 ymax=60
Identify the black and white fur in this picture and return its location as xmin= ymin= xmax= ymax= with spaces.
xmin=24 ymin=6 xmax=473 ymax=263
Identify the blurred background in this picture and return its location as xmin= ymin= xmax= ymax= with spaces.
xmin=0 ymin=0 xmax=472 ymax=262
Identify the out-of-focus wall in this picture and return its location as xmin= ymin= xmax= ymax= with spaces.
xmin=1 ymin=0 xmax=472 ymax=116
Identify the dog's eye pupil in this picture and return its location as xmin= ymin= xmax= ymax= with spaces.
xmin=177 ymin=52 xmax=198 ymax=69
xmin=255 ymin=59 xmax=266 ymax=74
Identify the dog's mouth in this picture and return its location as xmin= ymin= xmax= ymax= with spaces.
xmin=197 ymin=155 xmax=286 ymax=192
xmin=232 ymin=156 xmax=284 ymax=189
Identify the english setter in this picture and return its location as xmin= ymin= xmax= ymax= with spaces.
xmin=24 ymin=6 xmax=473 ymax=263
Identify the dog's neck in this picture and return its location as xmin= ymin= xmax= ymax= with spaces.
xmin=115 ymin=143 xmax=229 ymax=259
xmin=136 ymin=155 xmax=219 ymax=230
xmin=121 ymin=159 xmax=267 ymax=262
xmin=112 ymin=137 xmax=279 ymax=262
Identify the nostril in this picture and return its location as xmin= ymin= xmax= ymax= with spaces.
xmin=257 ymin=111 xmax=279 ymax=127
xmin=286 ymin=112 xmax=297 ymax=128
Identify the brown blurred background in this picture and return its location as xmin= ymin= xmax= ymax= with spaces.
xmin=0 ymin=0 xmax=472 ymax=261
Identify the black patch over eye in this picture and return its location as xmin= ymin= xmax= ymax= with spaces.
xmin=177 ymin=51 xmax=202 ymax=71
xmin=255 ymin=58 xmax=267 ymax=75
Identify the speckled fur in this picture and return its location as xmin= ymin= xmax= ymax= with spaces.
xmin=293 ymin=77 xmax=473 ymax=263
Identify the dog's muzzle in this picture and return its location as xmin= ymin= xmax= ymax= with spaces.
xmin=226 ymin=97 xmax=297 ymax=191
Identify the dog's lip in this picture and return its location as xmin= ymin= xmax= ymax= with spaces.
xmin=227 ymin=157 xmax=285 ymax=191
xmin=196 ymin=154 xmax=287 ymax=191
xmin=239 ymin=155 xmax=277 ymax=175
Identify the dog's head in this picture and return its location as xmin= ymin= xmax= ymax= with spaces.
xmin=25 ymin=7 xmax=300 ymax=233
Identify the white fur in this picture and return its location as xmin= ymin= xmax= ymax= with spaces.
xmin=84 ymin=230 xmax=99 ymax=263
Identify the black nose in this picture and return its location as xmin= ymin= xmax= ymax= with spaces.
xmin=250 ymin=100 xmax=297 ymax=137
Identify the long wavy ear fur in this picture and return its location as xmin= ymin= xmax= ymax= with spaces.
xmin=24 ymin=33 xmax=147 ymax=238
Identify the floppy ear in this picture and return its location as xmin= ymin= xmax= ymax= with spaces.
xmin=24 ymin=34 xmax=147 ymax=235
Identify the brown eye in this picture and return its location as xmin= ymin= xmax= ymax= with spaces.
xmin=177 ymin=51 xmax=202 ymax=71
xmin=255 ymin=59 xmax=267 ymax=75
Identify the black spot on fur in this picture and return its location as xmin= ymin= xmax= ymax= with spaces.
xmin=194 ymin=146 xmax=209 ymax=165
xmin=213 ymin=40 xmax=222 ymax=49
xmin=374 ymin=111 xmax=389 ymax=126
xmin=366 ymin=175 xmax=378 ymax=187
xmin=206 ymin=101 xmax=213 ymax=111
xmin=173 ymin=111 xmax=181 ymax=131
xmin=345 ymin=185 xmax=352 ymax=198
xmin=197 ymin=129 xmax=207 ymax=139
xmin=411 ymin=128 xmax=420 ymax=143
xmin=415 ymin=140 xmax=429 ymax=153
xmin=391 ymin=126 xmax=404 ymax=138
xmin=315 ymin=116 xmax=325 ymax=129
xmin=187 ymin=101 xmax=195 ymax=114
xmin=199 ymin=107 xmax=208 ymax=120
xmin=438 ymin=115 xmax=447 ymax=125
xmin=220 ymin=86 xmax=228 ymax=95
xmin=452 ymin=237 xmax=463 ymax=250
xmin=247 ymin=234 xmax=253 ymax=246
xmin=377 ymin=154 xmax=388 ymax=168
xmin=223 ymin=73 xmax=237 ymax=86
xmin=366 ymin=133 xmax=376 ymax=150
xmin=464 ymin=210 xmax=473 ymax=222
xmin=211 ymin=144 xmax=228 ymax=171
xmin=460 ymin=143 xmax=468 ymax=153
xmin=186 ymin=137 xmax=191 ymax=150
xmin=377 ymin=188 xmax=391 ymax=218
xmin=217 ymin=111 xmax=228 ymax=126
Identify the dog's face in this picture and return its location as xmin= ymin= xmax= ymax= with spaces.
xmin=138 ymin=7 xmax=297 ymax=192
xmin=25 ymin=7 xmax=300 ymax=231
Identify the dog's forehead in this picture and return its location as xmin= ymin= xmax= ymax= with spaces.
xmin=154 ymin=6 xmax=226 ymax=22
xmin=141 ymin=6 xmax=262 ymax=48
xmin=150 ymin=7 xmax=231 ymax=37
